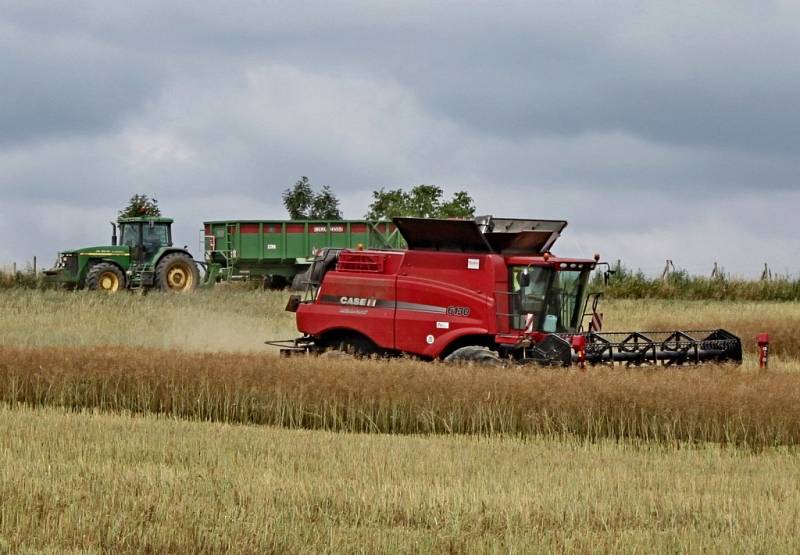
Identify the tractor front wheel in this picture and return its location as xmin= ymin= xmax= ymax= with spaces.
xmin=85 ymin=263 xmax=125 ymax=292
xmin=156 ymin=253 xmax=199 ymax=292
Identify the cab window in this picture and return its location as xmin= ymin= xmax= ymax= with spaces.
xmin=143 ymin=224 xmax=169 ymax=254
xmin=543 ymin=270 xmax=589 ymax=333
xmin=509 ymin=266 xmax=553 ymax=329
xmin=120 ymin=224 xmax=141 ymax=248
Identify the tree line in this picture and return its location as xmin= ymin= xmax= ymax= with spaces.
xmin=119 ymin=179 xmax=476 ymax=221
xmin=281 ymin=177 xmax=475 ymax=220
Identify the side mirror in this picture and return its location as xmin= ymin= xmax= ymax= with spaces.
xmin=604 ymin=270 xmax=616 ymax=285
xmin=519 ymin=271 xmax=530 ymax=287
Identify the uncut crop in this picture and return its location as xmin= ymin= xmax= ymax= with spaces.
xmin=3 ymin=346 xmax=800 ymax=448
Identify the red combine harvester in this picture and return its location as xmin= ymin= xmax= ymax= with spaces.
xmin=278 ymin=216 xmax=742 ymax=366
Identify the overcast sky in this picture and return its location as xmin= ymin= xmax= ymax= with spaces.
xmin=1 ymin=1 xmax=798 ymax=276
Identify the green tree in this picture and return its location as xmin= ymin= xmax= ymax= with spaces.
xmin=365 ymin=185 xmax=475 ymax=219
xmin=119 ymin=194 xmax=161 ymax=218
xmin=311 ymin=186 xmax=342 ymax=219
xmin=283 ymin=177 xmax=342 ymax=219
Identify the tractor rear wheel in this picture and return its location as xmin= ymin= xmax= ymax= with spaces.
xmin=444 ymin=346 xmax=503 ymax=366
xmin=85 ymin=263 xmax=125 ymax=292
xmin=155 ymin=253 xmax=199 ymax=292
xmin=291 ymin=268 xmax=311 ymax=291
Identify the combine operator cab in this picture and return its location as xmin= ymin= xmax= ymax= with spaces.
xmin=280 ymin=215 xmax=742 ymax=367
xmin=507 ymin=263 xmax=591 ymax=334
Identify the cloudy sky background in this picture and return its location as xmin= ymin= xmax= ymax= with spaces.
xmin=1 ymin=1 xmax=797 ymax=276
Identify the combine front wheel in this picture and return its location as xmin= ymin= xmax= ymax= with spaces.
xmin=156 ymin=253 xmax=199 ymax=292
xmin=319 ymin=334 xmax=377 ymax=358
xmin=444 ymin=346 xmax=503 ymax=366
xmin=85 ymin=263 xmax=125 ymax=292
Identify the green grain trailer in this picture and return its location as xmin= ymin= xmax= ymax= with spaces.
xmin=202 ymin=220 xmax=402 ymax=288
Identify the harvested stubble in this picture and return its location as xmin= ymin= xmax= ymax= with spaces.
xmin=3 ymin=405 xmax=800 ymax=553
xmin=3 ymin=346 xmax=800 ymax=448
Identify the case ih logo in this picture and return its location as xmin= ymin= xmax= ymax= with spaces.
xmin=340 ymin=296 xmax=378 ymax=307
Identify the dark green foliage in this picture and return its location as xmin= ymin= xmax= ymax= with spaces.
xmin=282 ymin=177 xmax=342 ymax=220
xmin=119 ymin=194 xmax=161 ymax=218
xmin=592 ymin=262 xmax=800 ymax=301
xmin=0 ymin=271 xmax=43 ymax=290
xmin=366 ymin=185 xmax=475 ymax=219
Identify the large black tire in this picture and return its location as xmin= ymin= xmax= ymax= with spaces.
xmin=85 ymin=262 xmax=125 ymax=292
xmin=444 ymin=346 xmax=503 ymax=366
xmin=155 ymin=253 xmax=199 ymax=292
xmin=318 ymin=333 xmax=377 ymax=358
xmin=291 ymin=268 xmax=311 ymax=291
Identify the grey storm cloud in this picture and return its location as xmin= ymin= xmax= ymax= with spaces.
xmin=0 ymin=1 xmax=798 ymax=275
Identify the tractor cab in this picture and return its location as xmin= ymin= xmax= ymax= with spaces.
xmin=118 ymin=217 xmax=174 ymax=263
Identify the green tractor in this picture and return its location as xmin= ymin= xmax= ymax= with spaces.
xmin=44 ymin=216 xmax=211 ymax=292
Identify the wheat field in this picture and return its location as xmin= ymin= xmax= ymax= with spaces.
xmin=1 ymin=288 xmax=799 ymax=552
xmin=2 ymin=405 xmax=800 ymax=553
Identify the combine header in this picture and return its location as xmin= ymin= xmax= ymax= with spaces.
xmin=278 ymin=216 xmax=742 ymax=367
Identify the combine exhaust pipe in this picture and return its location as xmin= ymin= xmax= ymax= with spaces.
xmin=583 ymin=329 xmax=742 ymax=366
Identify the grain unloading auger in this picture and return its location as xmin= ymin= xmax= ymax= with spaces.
xmin=279 ymin=215 xmax=743 ymax=367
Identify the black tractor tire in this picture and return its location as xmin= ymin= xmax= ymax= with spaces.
xmin=291 ymin=268 xmax=310 ymax=291
xmin=85 ymin=262 xmax=125 ymax=292
xmin=444 ymin=346 xmax=503 ymax=366
xmin=155 ymin=253 xmax=199 ymax=293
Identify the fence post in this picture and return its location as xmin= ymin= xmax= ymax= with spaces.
xmin=661 ymin=259 xmax=674 ymax=281
xmin=33 ymin=256 xmax=37 ymax=276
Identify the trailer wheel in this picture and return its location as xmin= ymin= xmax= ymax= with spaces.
xmin=85 ymin=263 xmax=125 ymax=292
xmin=444 ymin=346 xmax=503 ymax=366
xmin=156 ymin=253 xmax=199 ymax=292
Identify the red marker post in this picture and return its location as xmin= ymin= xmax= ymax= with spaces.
xmin=572 ymin=335 xmax=587 ymax=371
xmin=757 ymin=333 xmax=769 ymax=369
